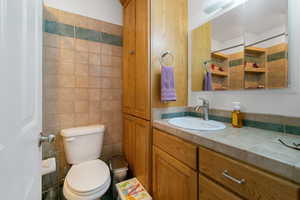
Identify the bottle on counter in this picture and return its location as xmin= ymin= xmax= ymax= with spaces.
xmin=232 ymin=102 xmax=243 ymax=128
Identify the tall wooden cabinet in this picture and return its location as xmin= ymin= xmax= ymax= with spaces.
xmin=121 ymin=0 xmax=151 ymax=191
xmin=122 ymin=0 xmax=150 ymax=120
xmin=123 ymin=114 xmax=151 ymax=191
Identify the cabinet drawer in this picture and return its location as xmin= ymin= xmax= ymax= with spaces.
xmin=199 ymin=147 xmax=300 ymax=200
xmin=153 ymin=129 xmax=197 ymax=170
xmin=199 ymin=174 xmax=242 ymax=200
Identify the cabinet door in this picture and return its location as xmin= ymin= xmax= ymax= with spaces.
xmin=134 ymin=0 xmax=150 ymax=120
xmin=152 ymin=147 xmax=197 ymax=200
xmin=123 ymin=115 xmax=151 ymax=190
xmin=199 ymin=174 xmax=242 ymax=200
xmin=123 ymin=0 xmax=136 ymax=115
xmin=134 ymin=117 xmax=151 ymax=191
xmin=123 ymin=114 xmax=135 ymax=171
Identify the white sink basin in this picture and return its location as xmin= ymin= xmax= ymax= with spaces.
xmin=168 ymin=117 xmax=226 ymax=131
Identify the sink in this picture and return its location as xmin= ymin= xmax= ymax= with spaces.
xmin=168 ymin=117 xmax=226 ymax=131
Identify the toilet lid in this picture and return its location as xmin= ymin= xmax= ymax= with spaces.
xmin=66 ymin=159 xmax=110 ymax=193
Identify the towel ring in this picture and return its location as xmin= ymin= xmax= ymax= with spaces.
xmin=159 ymin=51 xmax=174 ymax=67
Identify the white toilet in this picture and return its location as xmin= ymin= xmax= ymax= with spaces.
xmin=61 ymin=125 xmax=111 ymax=200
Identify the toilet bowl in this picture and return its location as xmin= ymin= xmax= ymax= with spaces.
xmin=61 ymin=125 xmax=110 ymax=200
xmin=63 ymin=160 xmax=111 ymax=200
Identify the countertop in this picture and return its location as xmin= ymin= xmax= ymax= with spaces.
xmin=153 ymin=119 xmax=300 ymax=184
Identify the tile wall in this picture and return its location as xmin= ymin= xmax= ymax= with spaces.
xmin=42 ymin=6 xmax=123 ymax=191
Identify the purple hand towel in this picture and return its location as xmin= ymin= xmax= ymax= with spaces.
xmin=204 ymin=72 xmax=213 ymax=91
xmin=161 ymin=65 xmax=177 ymax=102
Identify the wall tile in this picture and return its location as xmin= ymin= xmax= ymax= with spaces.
xmin=112 ymin=56 xmax=122 ymax=66
xmin=88 ymin=41 xmax=102 ymax=54
xmin=45 ymin=47 xmax=60 ymax=61
xmin=101 ymin=55 xmax=112 ymax=66
xmin=59 ymin=114 xmax=75 ymax=129
xmin=60 ymin=49 xmax=74 ymax=63
xmin=88 ymin=18 xmax=103 ymax=32
xmin=44 ymin=60 xmax=59 ymax=74
xmin=44 ymin=33 xmax=60 ymax=48
xmin=89 ymin=101 xmax=100 ymax=113
xmin=89 ymin=53 xmax=101 ymax=65
xmin=101 ymin=78 xmax=112 ymax=89
xmin=74 ymin=101 xmax=89 ymax=113
xmin=75 ymin=63 xmax=89 ymax=76
xmin=100 ymin=66 xmax=113 ymax=77
xmin=102 ymin=44 xmax=113 ymax=55
xmin=44 ymin=7 xmax=59 ymax=22
xmin=112 ymin=46 xmax=122 ymax=57
xmin=89 ymin=65 xmax=101 ymax=77
xmin=75 ymin=51 xmax=89 ymax=64
xmin=75 ymin=27 xmax=99 ymax=42
xmin=60 ymin=36 xmax=74 ymax=49
xmin=58 ymin=10 xmax=76 ymax=26
xmin=57 ymin=101 xmax=74 ymax=114
xmin=75 ymin=39 xmax=89 ymax=52
xmin=89 ymin=112 xmax=101 ymax=124
xmin=57 ymin=62 xmax=74 ymax=75
xmin=74 ymin=14 xmax=89 ymax=29
xmin=75 ymin=113 xmax=89 ymax=126
xmin=88 ymin=89 xmax=101 ymax=101
xmin=89 ymin=77 xmax=101 ymax=88
xmin=75 ymin=76 xmax=89 ymax=88
xmin=75 ymin=88 xmax=89 ymax=100
xmin=57 ymin=88 xmax=75 ymax=101
xmin=57 ymin=75 xmax=76 ymax=88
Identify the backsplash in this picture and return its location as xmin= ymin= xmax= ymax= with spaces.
xmin=43 ymin=6 xmax=123 ymax=192
xmin=153 ymin=107 xmax=300 ymax=135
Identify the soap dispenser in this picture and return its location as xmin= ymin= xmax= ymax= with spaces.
xmin=232 ymin=102 xmax=243 ymax=128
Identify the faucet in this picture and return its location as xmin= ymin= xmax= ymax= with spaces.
xmin=194 ymin=98 xmax=209 ymax=121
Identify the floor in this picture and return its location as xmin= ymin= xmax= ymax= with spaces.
xmin=42 ymin=184 xmax=113 ymax=200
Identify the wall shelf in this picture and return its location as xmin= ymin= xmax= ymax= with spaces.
xmin=244 ymin=67 xmax=266 ymax=73
xmin=245 ymin=47 xmax=266 ymax=55
xmin=211 ymin=70 xmax=228 ymax=77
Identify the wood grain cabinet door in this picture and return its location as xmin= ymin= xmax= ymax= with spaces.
xmin=123 ymin=0 xmax=136 ymax=115
xmin=152 ymin=147 xmax=197 ymax=200
xmin=134 ymin=0 xmax=150 ymax=120
xmin=123 ymin=114 xmax=151 ymax=190
xmin=199 ymin=147 xmax=300 ymax=200
xmin=199 ymin=174 xmax=242 ymax=200
xmin=134 ymin=118 xmax=151 ymax=191
xmin=123 ymin=114 xmax=135 ymax=171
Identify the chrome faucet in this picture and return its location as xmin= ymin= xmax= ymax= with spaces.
xmin=194 ymin=98 xmax=209 ymax=121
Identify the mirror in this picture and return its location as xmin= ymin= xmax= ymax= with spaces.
xmin=191 ymin=0 xmax=288 ymax=91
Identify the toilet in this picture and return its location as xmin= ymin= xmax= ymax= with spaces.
xmin=61 ymin=125 xmax=111 ymax=200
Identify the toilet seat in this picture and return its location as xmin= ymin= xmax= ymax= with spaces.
xmin=63 ymin=159 xmax=111 ymax=200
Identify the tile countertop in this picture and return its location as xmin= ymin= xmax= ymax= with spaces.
xmin=153 ymin=119 xmax=300 ymax=184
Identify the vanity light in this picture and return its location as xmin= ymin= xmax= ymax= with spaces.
xmin=203 ymin=0 xmax=235 ymax=14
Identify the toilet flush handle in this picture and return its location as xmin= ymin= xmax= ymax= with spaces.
xmin=65 ymin=137 xmax=75 ymax=142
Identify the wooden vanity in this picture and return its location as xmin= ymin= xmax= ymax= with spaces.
xmin=152 ymin=128 xmax=300 ymax=200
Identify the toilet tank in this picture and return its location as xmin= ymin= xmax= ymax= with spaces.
xmin=61 ymin=125 xmax=105 ymax=165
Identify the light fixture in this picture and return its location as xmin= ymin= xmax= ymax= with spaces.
xmin=203 ymin=0 xmax=235 ymax=14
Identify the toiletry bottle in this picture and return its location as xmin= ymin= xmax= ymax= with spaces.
xmin=232 ymin=102 xmax=243 ymax=128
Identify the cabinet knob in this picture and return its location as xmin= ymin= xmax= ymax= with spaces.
xmin=130 ymin=50 xmax=135 ymax=55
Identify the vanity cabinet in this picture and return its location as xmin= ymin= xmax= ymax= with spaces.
xmin=152 ymin=129 xmax=198 ymax=200
xmin=122 ymin=0 xmax=150 ymax=120
xmin=153 ymin=128 xmax=300 ymax=200
xmin=152 ymin=146 xmax=197 ymax=200
xmin=123 ymin=114 xmax=151 ymax=191
xmin=199 ymin=174 xmax=242 ymax=200
xmin=199 ymin=147 xmax=300 ymax=200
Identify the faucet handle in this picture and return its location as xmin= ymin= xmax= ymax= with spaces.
xmin=198 ymin=97 xmax=209 ymax=106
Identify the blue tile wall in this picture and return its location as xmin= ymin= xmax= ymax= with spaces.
xmin=44 ymin=20 xmax=122 ymax=47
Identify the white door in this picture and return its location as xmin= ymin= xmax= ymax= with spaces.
xmin=0 ymin=0 xmax=43 ymax=199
